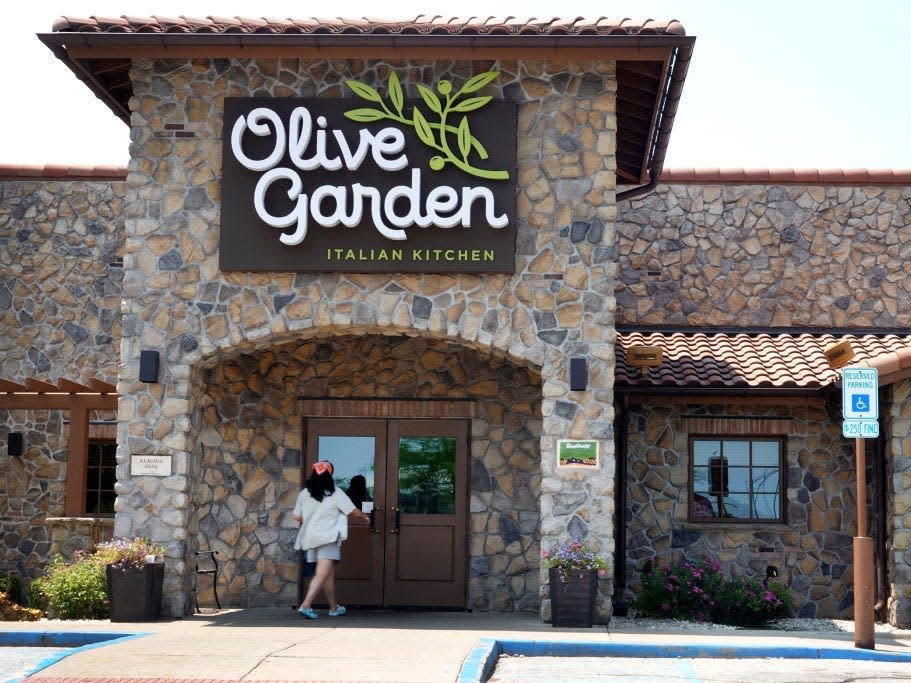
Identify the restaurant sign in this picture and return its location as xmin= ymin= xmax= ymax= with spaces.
xmin=220 ymin=72 xmax=517 ymax=273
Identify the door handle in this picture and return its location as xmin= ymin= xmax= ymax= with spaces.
xmin=389 ymin=507 xmax=400 ymax=534
xmin=368 ymin=508 xmax=381 ymax=535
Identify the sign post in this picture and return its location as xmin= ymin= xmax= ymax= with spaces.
xmin=842 ymin=366 xmax=878 ymax=650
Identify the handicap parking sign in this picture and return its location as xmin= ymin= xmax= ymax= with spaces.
xmin=842 ymin=367 xmax=878 ymax=420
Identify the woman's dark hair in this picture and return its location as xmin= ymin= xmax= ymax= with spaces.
xmin=305 ymin=470 xmax=335 ymax=502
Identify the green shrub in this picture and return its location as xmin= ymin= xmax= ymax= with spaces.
xmin=712 ymin=576 xmax=792 ymax=627
xmin=634 ymin=554 xmax=792 ymax=627
xmin=35 ymin=553 xmax=108 ymax=620
xmin=0 ymin=573 xmax=24 ymax=605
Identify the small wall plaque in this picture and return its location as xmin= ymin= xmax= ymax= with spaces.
xmin=131 ymin=455 xmax=172 ymax=477
xmin=557 ymin=440 xmax=599 ymax=468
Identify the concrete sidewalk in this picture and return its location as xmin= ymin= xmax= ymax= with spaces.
xmin=4 ymin=608 xmax=911 ymax=683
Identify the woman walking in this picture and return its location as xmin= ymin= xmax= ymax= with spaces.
xmin=293 ymin=460 xmax=371 ymax=619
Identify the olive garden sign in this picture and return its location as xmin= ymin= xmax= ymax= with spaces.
xmin=220 ymin=72 xmax=517 ymax=273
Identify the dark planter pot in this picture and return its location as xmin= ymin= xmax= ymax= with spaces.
xmin=106 ymin=563 xmax=164 ymax=622
xmin=549 ymin=567 xmax=598 ymax=627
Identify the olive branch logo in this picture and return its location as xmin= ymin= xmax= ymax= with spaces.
xmin=344 ymin=71 xmax=509 ymax=181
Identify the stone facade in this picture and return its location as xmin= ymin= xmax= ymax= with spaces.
xmin=113 ymin=56 xmax=619 ymax=617
xmin=189 ymin=335 xmax=541 ymax=610
xmin=623 ymin=402 xmax=859 ymax=618
xmin=3 ymin=64 xmax=911 ymax=625
xmin=617 ymin=183 xmax=911 ymax=327
xmin=1 ymin=177 xmax=123 ymax=579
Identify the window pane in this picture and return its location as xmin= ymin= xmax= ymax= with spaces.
xmin=85 ymin=441 xmax=117 ymax=516
xmin=727 ymin=467 xmax=750 ymax=493
xmin=723 ymin=440 xmax=749 ymax=466
xmin=693 ymin=466 xmax=711 ymax=491
xmin=753 ymin=441 xmax=779 ymax=467
xmin=693 ymin=491 xmax=719 ymax=518
xmin=398 ymin=436 xmax=455 ymax=514
xmin=693 ymin=440 xmax=719 ymax=467
xmin=719 ymin=493 xmax=750 ymax=519
xmin=752 ymin=494 xmax=780 ymax=519
xmin=752 ymin=467 xmax=780 ymax=494
xmin=318 ymin=436 xmax=375 ymax=511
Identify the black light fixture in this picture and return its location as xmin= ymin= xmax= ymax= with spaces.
xmin=569 ymin=357 xmax=587 ymax=391
xmin=139 ymin=350 xmax=160 ymax=383
xmin=8 ymin=432 xmax=24 ymax=457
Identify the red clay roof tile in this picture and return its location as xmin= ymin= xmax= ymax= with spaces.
xmin=660 ymin=168 xmax=911 ymax=185
xmin=616 ymin=331 xmax=911 ymax=389
xmin=49 ymin=15 xmax=688 ymax=36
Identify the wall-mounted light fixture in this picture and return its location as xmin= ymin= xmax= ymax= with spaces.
xmin=569 ymin=358 xmax=587 ymax=391
xmin=627 ymin=345 xmax=663 ymax=373
xmin=824 ymin=340 xmax=855 ymax=369
xmin=7 ymin=432 xmax=24 ymax=457
xmin=139 ymin=349 xmax=161 ymax=383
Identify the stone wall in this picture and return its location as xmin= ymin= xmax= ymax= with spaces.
xmin=616 ymin=183 xmax=911 ymax=327
xmin=623 ymin=401 xmax=858 ymax=618
xmin=1 ymin=177 xmax=124 ymax=581
xmin=187 ymin=335 xmax=541 ymax=610
xmin=0 ymin=178 xmax=125 ymax=382
xmin=887 ymin=379 xmax=911 ymax=626
xmin=115 ymin=56 xmax=619 ymax=617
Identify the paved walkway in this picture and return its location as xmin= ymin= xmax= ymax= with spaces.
xmin=2 ymin=608 xmax=910 ymax=683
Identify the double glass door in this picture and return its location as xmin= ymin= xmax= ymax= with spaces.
xmin=303 ymin=418 xmax=468 ymax=607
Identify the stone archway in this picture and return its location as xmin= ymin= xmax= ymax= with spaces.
xmin=187 ymin=333 xmax=543 ymax=610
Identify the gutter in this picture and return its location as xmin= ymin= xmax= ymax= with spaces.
xmin=616 ymin=38 xmax=694 ymax=202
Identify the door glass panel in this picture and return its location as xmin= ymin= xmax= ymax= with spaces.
xmin=397 ymin=437 xmax=456 ymax=514
xmin=318 ymin=436 xmax=375 ymax=511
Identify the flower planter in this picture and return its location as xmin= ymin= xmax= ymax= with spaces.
xmin=549 ymin=567 xmax=598 ymax=627
xmin=106 ymin=563 xmax=164 ymax=622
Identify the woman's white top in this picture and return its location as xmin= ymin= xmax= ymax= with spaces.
xmin=293 ymin=488 xmax=356 ymax=551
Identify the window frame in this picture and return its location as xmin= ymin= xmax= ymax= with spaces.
xmin=688 ymin=435 xmax=786 ymax=524
xmin=84 ymin=438 xmax=117 ymax=517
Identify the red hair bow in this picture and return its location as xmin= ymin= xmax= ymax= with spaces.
xmin=311 ymin=461 xmax=333 ymax=475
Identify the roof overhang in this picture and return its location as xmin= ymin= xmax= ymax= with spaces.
xmin=37 ymin=16 xmax=695 ymax=192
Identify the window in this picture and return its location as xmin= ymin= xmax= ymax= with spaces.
xmin=690 ymin=437 xmax=783 ymax=523
xmin=85 ymin=440 xmax=117 ymax=515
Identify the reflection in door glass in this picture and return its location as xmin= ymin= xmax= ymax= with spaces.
xmin=398 ymin=437 xmax=455 ymax=514
xmin=318 ymin=436 xmax=375 ymax=509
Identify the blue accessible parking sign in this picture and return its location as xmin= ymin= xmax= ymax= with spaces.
xmin=842 ymin=366 xmax=879 ymax=438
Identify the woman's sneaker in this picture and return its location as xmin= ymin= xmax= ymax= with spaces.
xmin=298 ymin=607 xmax=318 ymax=619
xmin=328 ymin=605 xmax=346 ymax=617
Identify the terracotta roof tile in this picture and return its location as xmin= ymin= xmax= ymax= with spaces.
xmin=49 ymin=15 xmax=687 ymax=37
xmin=660 ymin=168 xmax=911 ymax=185
xmin=616 ymin=331 xmax=911 ymax=390
xmin=0 ymin=164 xmax=127 ymax=180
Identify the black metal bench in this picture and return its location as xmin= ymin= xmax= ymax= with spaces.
xmin=194 ymin=549 xmax=221 ymax=612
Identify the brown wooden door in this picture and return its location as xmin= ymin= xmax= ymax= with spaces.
xmin=303 ymin=418 xmax=468 ymax=608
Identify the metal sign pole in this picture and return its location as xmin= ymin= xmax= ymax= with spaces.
xmin=854 ymin=436 xmax=875 ymax=649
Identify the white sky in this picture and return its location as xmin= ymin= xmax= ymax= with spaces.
xmin=4 ymin=0 xmax=910 ymax=169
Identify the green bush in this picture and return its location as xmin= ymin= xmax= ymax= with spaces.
xmin=34 ymin=553 xmax=108 ymax=620
xmin=0 ymin=573 xmax=24 ymax=605
xmin=634 ymin=554 xmax=792 ymax=627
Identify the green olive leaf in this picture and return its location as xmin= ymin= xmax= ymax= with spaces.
xmin=457 ymin=71 xmax=498 ymax=96
xmin=388 ymin=71 xmax=404 ymax=115
xmin=457 ymin=116 xmax=472 ymax=160
xmin=346 ymin=80 xmax=383 ymax=103
xmin=413 ymin=108 xmax=435 ymax=147
xmin=449 ymin=95 xmax=492 ymax=113
xmin=416 ymin=84 xmax=442 ymax=114
xmin=345 ymin=108 xmax=387 ymax=123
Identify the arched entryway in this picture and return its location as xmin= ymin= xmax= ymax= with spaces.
xmin=188 ymin=333 xmax=543 ymax=611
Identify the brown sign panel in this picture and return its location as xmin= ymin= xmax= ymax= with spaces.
xmin=220 ymin=97 xmax=517 ymax=273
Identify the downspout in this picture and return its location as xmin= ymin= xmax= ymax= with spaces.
xmin=612 ymin=393 xmax=630 ymax=616
xmin=874 ymin=385 xmax=888 ymax=615
xmin=616 ymin=40 xmax=694 ymax=203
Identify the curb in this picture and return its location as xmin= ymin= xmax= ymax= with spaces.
xmin=457 ymin=638 xmax=911 ymax=683
xmin=0 ymin=631 xmax=147 ymax=683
